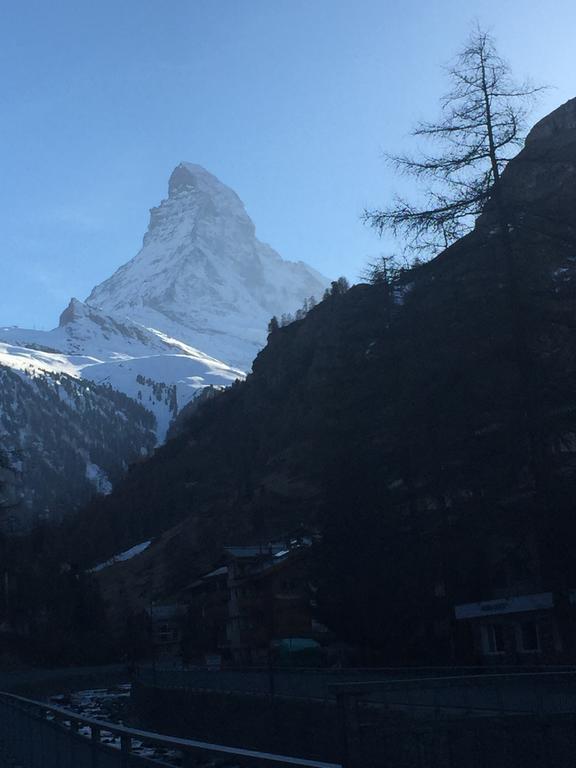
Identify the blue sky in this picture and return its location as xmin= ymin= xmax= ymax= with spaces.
xmin=1 ymin=0 xmax=575 ymax=329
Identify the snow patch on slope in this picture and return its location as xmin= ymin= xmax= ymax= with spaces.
xmin=89 ymin=540 xmax=152 ymax=573
xmin=86 ymin=463 xmax=113 ymax=495
xmin=0 ymin=300 xmax=244 ymax=441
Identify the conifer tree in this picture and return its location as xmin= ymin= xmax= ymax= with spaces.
xmin=267 ymin=316 xmax=280 ymax=335
xmin=364 ymin=26 xmax=542 ymax=255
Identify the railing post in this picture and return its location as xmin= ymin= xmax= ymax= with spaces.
xmin=120 ymin=733 xmax=131 ymax=767
xmin=69 ymin=717 xmax=79 ymax=768
xmin=2 ymin=688 xmax=350 ymax=768
xmin=333 ymin=683 xmax=370 ymax=768
xmin=180 ymin=748 xmax=194 ymax=768
xmin=27 ymin=703 xmax=34 ymax=768
xmin=91 ymin=725 xmax=101 ymax=768
xmin=268 ymin=661 xmax=276 ymax=698
xmin=336 ymin=692 xmax=351 ymax=768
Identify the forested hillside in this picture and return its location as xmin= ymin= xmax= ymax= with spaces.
xmin=66 ymin=98 xmax=576 ymax=660
xmin=0 ymin=365 xmax=156 ymax=531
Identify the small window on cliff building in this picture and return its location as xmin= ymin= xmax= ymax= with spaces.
xmin=482 ymin=623 xmax=506 ymax=655
xmin=158 ymin=624 xmax=174 ymax=643
xmin=518 ymin=622 xmax=540 ymax=653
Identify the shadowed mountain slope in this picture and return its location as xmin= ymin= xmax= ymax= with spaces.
xmin=72 ymin=101 xmax=576 ymax=654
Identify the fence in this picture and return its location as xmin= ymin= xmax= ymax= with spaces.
xmin=137 ymin=665 xmax=400 ymax=699
xmin=332 ymin=670 xmax=576 ymax=716
xmin=345 ymin=710 xmax=576 ymax=768
xmin=0 ymin=691 xmax=342 ymax=768
xmin=131 ymin=668 xmax=576 ymax=768
xmin=135 ymin=665 xmax=576 ymax=712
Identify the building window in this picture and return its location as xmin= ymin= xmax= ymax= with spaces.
xmin=482 ymin=623 xmax=506 ymax=654
xmin=158 ymin=624 xmax=174 ymax=643
xmin=518 ymin=622 xmax=540 ymax=653
xmin=434 ymin=581 xmax=446 ymax=598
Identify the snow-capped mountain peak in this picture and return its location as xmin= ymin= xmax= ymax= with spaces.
xmin=0 ymin=162 xmax=328 ymax=526
xmin=1 ymin=164 xmax=327 ymax=440
xmin=167 ymin=162 xmax=246 ymax=210
xmin=59 ymin=297 xmax=88 ymax=326
xmin=86 ymin=162 xmax=329 ymax=369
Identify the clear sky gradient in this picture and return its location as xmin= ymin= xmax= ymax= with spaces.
xmin=2 ymin=0 xmax=575 ymax=329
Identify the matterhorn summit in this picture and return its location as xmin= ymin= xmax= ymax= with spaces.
xmin=0 ymin=163 xmax=329 ymax=525
xmin=1 ymin=163 xmax=328 ymax=448
xmin=87 ymin=162 xmax=329 ymax=369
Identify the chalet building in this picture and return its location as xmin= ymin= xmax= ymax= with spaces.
xmin=225 ymin=542 xmax=317 ymax=664
xmin=182 ymin=538 xmax=326 ymax=665
xmin=181 ymin=566 xmax=229 ymax=661
xmin=148 ymin=603 xmax=187 ymax=662
xmin=454 ymin=592 xmax=568 ymax=664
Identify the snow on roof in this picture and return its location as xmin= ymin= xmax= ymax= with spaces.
xmin=182 ymin=565 xmax=229 ymax=591
xmin=203 ymin=565 xmax=228 ymax=578
xmin=225 ymin=544 xmax=289 ymax=558
xmin=148 ymin=603 xmax=187 ymax=620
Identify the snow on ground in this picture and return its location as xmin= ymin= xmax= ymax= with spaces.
xmin=89 ymin=541 xmax=152 ymax=573
xmin=0 ymin=341 xmax=83 ymax=379
xmin=0 ymin=302 xmax=245 ymax=441
xmin=85 ymin=462 xmax=113 ymax=495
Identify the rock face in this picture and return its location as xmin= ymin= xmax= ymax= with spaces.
xmin=476 ymin=97 xmax=576 ymax=219
xmin=526 ymin=97 xmax=576 ymax=145
xmin=87 ymin=163 xmax=329 ymax=370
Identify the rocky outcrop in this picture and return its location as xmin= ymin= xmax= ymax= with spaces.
xmin=477 ymin=97 xmax=576 ymax=218
xmin=526 ymin=97 xmax=576 ymax=144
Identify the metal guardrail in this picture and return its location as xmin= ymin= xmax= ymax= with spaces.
xmin=132 ymin=668 xmax=576 ymax=768
xmin=0 ymin=691 xmax=342 ymax=768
